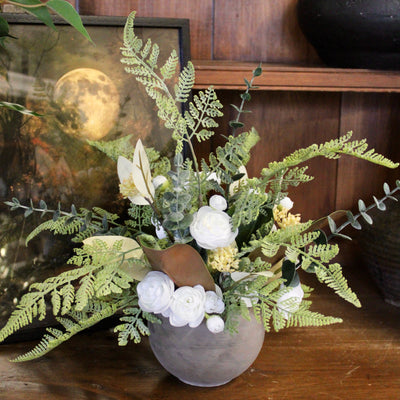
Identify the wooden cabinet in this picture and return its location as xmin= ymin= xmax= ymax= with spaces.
xmin=192 ymin=61 xmax=400 ymax=221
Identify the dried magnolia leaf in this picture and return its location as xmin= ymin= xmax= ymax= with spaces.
xmin=140 ymin=241 xmax=215 ymax=291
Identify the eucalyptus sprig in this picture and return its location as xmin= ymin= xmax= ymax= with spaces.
xmin=229 ymin=63 xmax=262 ymax=136
xmin=328 ymin=180 xmax=400 ymax=240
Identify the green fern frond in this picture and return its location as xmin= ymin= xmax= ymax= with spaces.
xmin=283 ymin=309 xmax=342 ymax=330
xmin=174 ymin=61 xmax=195 ymax=102
xmin=314 ymin=263 xmax=361 ymax=307
xmin=290 ymin=231 xmax=321 ymax=248
xmin=230 ymin=183 xmax=269 ymax=229
xmin=205 ymin=127 xmax=260 ymax=183
xmin=122 ymin=11 xmax=137 ymax=50
xmin=75 ymin=273 xmax=95 ymax=311
xmin=25 ymin=219 xmax=58 ymax=245
xmin=147 ymin=42 xmax=160 ymax=69
xmin=114 ymin=307 xmax=150 ymax=346
xmin=60 ymin=283 xmax=75 ymax=315
xmin=88 ymin=135 xmax=134 ymax=161
xmin=0 ymin=293 xmax=46 ymax=342
xmin=261 ymin=132 xmax=399 ymax=194
xmin=160 ymin=49 xmax=179 ymax=80
xmin=0 ymin=262 xmax=95 ymax=343
xmin=11 ymin=302 xmax=121 ymax=362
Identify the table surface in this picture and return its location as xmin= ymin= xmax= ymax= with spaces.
xmin=1 ymin=245 xmax=400 ymax=400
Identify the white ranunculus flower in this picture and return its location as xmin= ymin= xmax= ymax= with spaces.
xmin=205 ymin=290 xmax=225 ymax=314
xmin=279 ymin=196 xmax=294 ymax=210
xmin=190 ymin=206 xmax=238 ymax=250
xmin=137 ymin=271 xmax=174 ymax=314
xmin=206 ymin=315 xmax=225 ymax=334
xmin=276 ymin=282 xmax=304 ymax=319
xmin=169 ymin=285 xmax=206 ymax=328
xmin=209 ymin=194 xmax=227 ymax=211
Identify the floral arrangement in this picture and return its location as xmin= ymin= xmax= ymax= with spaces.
xmin=0 ymin=11 xmax=399 ymax=362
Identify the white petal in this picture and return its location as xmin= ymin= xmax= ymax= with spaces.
xmin=129 ymin=193 xmax=150 ymax=205
xmin=117 ymin=156 xmax=133 ymax=183
xmin=132 ymin=139 xmax=155 ymax=201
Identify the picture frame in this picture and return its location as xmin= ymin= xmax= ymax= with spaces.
xmin=0 ymin=13 xmax=191 ymax=336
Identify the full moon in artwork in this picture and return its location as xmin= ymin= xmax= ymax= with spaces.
xmin=54 ymin=68 xmax=120 ymax=141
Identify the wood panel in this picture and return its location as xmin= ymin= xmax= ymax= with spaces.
xmin=213 ymin=0 xmax=320 ymax=64
xmin=78 ymin=0 xmax=213 ymax=59
xmin=336 ymin=93 xmax=400 ymax=213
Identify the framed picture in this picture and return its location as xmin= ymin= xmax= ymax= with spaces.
xmin=0 ymin=13 xmax=190 ymax=334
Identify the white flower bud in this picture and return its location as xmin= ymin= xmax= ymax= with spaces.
xmin=152 ymin=175 xmax=168 ymax=190
xmin=206 ymin=315 xmax=225 ymax=334
xmin=205 ymin=290 xmax=225 ymax=314
xmin=209 ymin=194 xmax=227 ymax=211
xmin=279 ymin=197 xmax=294 ymax=210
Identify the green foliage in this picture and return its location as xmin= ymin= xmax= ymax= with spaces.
xmin=1 ymin=0 xmax=92 ymax=43
xmin=202 ymin=127 xmax=260 ymax=184
xmin=160 ymin=154 xmax=194 ymax=238
xmin=121 ymin=11 xmax=223 ymax=160
xmin=4 ymin=199 xmax=125 ymax=244
xmin=329 ymin=181 xmax=400 ymax=239
xmin=175 ymin=62 xmax=195 ymax=102
xmin=229 ymin=63 xmax=262 ymax=136
xmin=245 ymin=222 xmax=361 ymax=307
xmin=114 ymin=308 xmax=160 ymax=346
xmin=11 ymin=301 xmax=121 ymax=362
xmin=313 ymin=262 xmax=360 ymax=307
xmin=126 ymin=204 xmax=153 ymax=231
xmin=261 ymin=132 xmax=399 ymax=198
xmin=0 ymin=238 xmax=147 ymax=351
xmin=88 ymin=135 xmax=135 ymax=162
xmin=229 ymin=179 xmax=268 ymax=229
xmin=185 ymin=87 xmax=223 ymax=142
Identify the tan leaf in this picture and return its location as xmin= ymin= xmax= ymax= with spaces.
xmin=139 ymin=241 xmax=215 ymax=291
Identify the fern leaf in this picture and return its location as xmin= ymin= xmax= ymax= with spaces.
xmin=285 ymin=310 xmax=342 ymax=328
xmin=114 ymin=307 xmax=149 ymax=346
xmin=160 ymin=49 xmax=179 ymax=80
xmin=51 ymin=290 xmax=61 ymax=315
xmin=25 ymin=219 xmax=56 ymax=245
xmin=315 ymin=263 xmax=361 ymax=307
xmin=141 ymin=38 xmax=152 ymax=59
xmin=75 ymin=273 xmax=95 ymax=311
xmin=88 ymin=135 xmax=134 ymax=161
xmin=61 ymin=284 xmax=75 ymax=315
xmin=11 ymin=302 xmax=120 ymax=362
xmin=147 ymin=43 xmax=160 ymax=69
xmin=174 ymin=61 xmax=195 ymax=102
